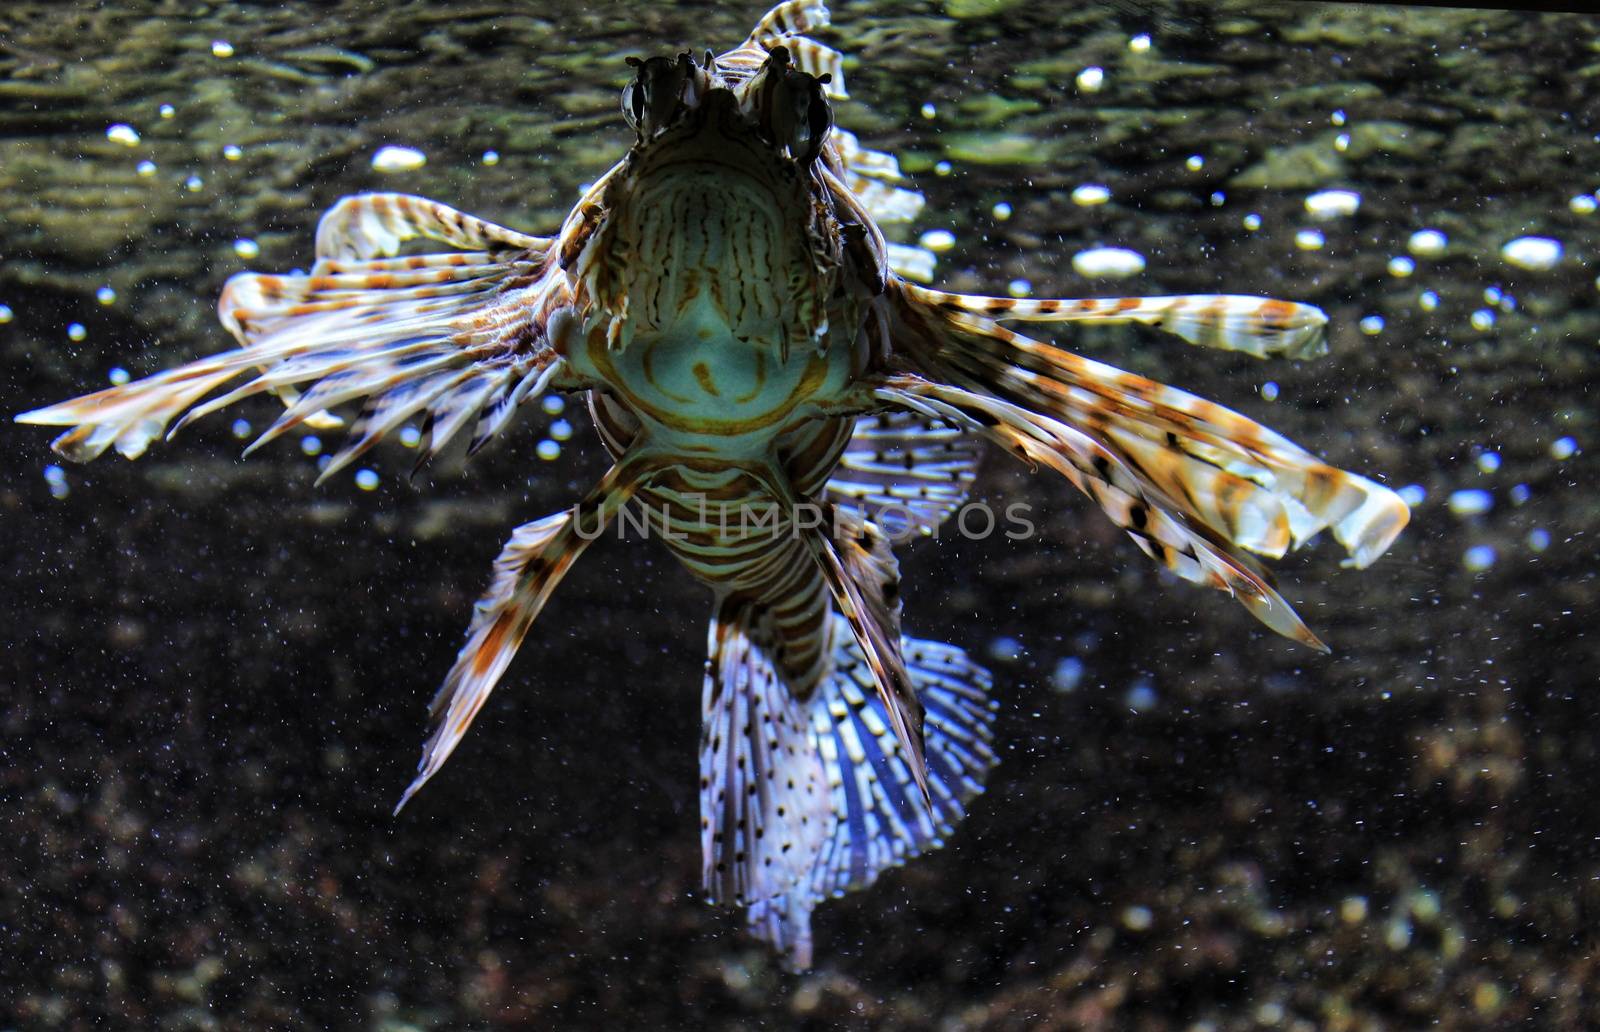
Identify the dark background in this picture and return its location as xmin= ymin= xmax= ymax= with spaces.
xmin=2 ymin=1 xmax=1596 ymax=1027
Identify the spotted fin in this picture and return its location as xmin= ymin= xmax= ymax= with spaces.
xmin=700 ymin=601 xmax=830 ymax=907
xmin=16 ymin=194 xmax=568 ymax=471
xmin=747 ymin=617 xmax=998 ymax=970
xmin=824 ymin=409 xmax=981 ymax=538
xmin=395 ymin=456 xmax=645 ymax=813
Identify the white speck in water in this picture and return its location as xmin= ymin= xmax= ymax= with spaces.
xmin=481 ymin=149 xmax=500 ymax=166
xmin=1185 ymin=154 xmax=1204 ymax=171
xmin=920 ymin=101 xmax=937 ymax=119
xmin=106 ymin=123 xmax=141 ymax=147
xmin=1051 ymin=656 xmax=1085 ymax=693
xmin=1501 ymin=235 xmax=1563 ymax=271
xmin=992 ymin=201 xmax=1012 ymax=220
xmin=67 ymin=322 xmax=87 ymax=341
xmin=1334 ymin=132 xmax=1350 ymax=152
xmin=1550 ymin=436 xmax=1578 ymax=460
xmin=108 ymin=366 xmax=129 ymax=385
xmin=159 ymin=103 xmax=176 ymax=119
xmin=917 ymin=229 xmax=956 ymax=253
xmin=231 ymin=418 xmax=252 ymax=439
xmin=1209 ymin=190 xmax=1225 ymax=206
xmin=1242 ymin=212 xmax=1262 ymax=231
xmin=211 ymin=39 xmax=235 ymax=58
xmin=1447 ymin=489 xmax=1492 ymax=516
xmin=987 ymin=636 xmax=1023 ymax=663
xmin=300 ymin=435 xmax=323 ymax=457
xmin=1527 ymin=528 xmax=1550 ymax=552
xmin=1476 ymin=451 xmax=1501 ymax=473
xmin=1483 ymin=286 xmax=1503 ymax=305
xmin=1076 ymin=66 xmax=1105 ymax=92
xmin=372 ymin=145 xmax=427 ymax=172
xmin=1470 ymin=309 xmax=1496 ymax=331
xmin=96 ymin=285 xmax=117 ymax=305
xmin=184 ymin=174 xmax=203 ymax=192
xmin=1072 ymin=246 xmax=1145 ymax=278
xmin=223 ymin=144 xmax=243 ymax=161
xmin=1509 ymin=483 xmax=1530 ymax=505
xmin=1294 ymin=228 xmax=1325 ymax=250
xmin=0 ymin=303 xmax=12 ymax=323
xmin=1408 ymin=229 xmax=1448 ymax=257
xmin=1331 ymin=109 xmax=1347 ymax=126
xmin=399 ymin=426 xmax=422 ymax=448
xmin=1305 ymin=189 xmax=1361 ymax=219
xmin=1398 ymin=484 xmax=1426 ymax=507
xmin=1419 ymin=290 xmax=1440 ymax=311
xmin=1007 ymin=278 xmax=1032 ymax=298
xmin=355 ymin=469 xmax=380 ymax=491
xmin=1359 ymin=314 xmax=1384 ymax=335
xmin=1129 ymin=33 xmax=1152 ymax=53
xmin=549 ymin=418 xmax=573 ymax=441
xmin=233 ymin=238 xmax=260 ymax=259
xmin=1122 ymin=905 xmax=1153 ymax=931
xmin=934 ymin=160 xmax=952 ymax=176
xmin=1126 ymin=679 xmax=1157 ymax=712
xmin=541 ymin=394 xmax=566 ymax=415
xmin=1569 ymin=194 xmax=1597 ymax=215
xmin=536 ymin=439 xmax=561 ymax=461
xmin=1071 ymin=183 xmax=1111 ymax=206
xmin=137 ymin=160 xmax=158 ymax=177
xmin=1463 ymin=545 xmax=1497 ymax=572
xmin=1260 ymin=381 xmax=1280 ymax=401
xmin=1388 ymin=256 xmax=1415 ymax=277
xmin=44 ymin=464 xmax=69 ymax=500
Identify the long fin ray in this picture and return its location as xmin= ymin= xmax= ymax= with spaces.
xmin=874 ymin=374 xmax=1328 ymax=651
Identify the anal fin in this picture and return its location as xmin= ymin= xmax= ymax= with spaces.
xmin=747 ymin=616 xmax=999 ymax=970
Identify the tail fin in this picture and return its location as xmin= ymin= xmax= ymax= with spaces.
xmin=746 ymin=615 xmax=997 ymax=970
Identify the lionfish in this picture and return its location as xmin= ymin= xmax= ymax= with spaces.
xmin=17 ymin=1 xmax=1408 ymax=968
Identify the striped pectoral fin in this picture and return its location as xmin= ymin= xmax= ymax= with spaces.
xmin=394 ymin=458 xmax=645 ymax=813
xmin=903 ymin=283 xmax=1330 ymax=360
xmin=823 ymin=409 xmax=982 ymax=538
xmin=312 ymin=192 xmax=551 ymax=262
xmin=18 ymin=234 xmax=576 ymax=468
xmin=874 ymin=375 xmax=1330 ymax=651
xmin=700 ymin=601 xmax=831 ymax=908
xmin=889 ymin=290 xmax=1409 ymax=574
xmin=800 ymin=504 xmax=931 ymax=802
xmin=746 ymin=618 xmax=1000 ymax=971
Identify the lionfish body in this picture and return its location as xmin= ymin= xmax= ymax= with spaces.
xmin=18 ymin=2 xmax=1409 ymax=968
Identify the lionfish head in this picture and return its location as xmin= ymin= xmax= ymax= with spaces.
xmin=566 ymin=45 xmax=846 ymax=356
xmin=621 ymin=45 xmax=834 ymax=166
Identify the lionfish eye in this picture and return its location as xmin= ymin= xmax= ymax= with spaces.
xmin=622 ymin=53 xmax=695 ymax=140
xmin=780 ymin=70 xmax=832 ymax=164
xmin=621 ymin=81 xmax=645 ymax=132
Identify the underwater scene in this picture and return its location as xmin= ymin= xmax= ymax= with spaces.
xmin=3 ymin=0 xmax=1597 ymax=1027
